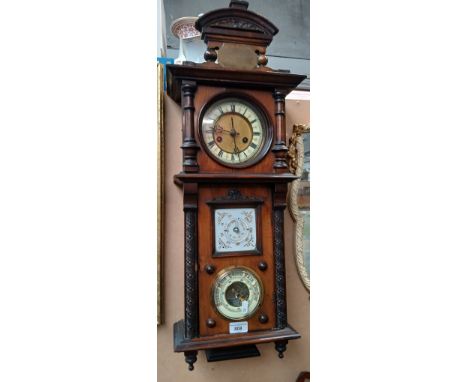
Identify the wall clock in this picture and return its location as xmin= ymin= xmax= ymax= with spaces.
xmin=165 ymin=0 xmax=306 ymax=370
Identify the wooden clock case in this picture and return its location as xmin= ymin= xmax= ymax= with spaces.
xmin=165 ymin=0 xmax=307 ymax=370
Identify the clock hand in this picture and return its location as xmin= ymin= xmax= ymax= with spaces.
xmin=230 ymin=117 xmax=241 ymax=158
xmin=230 ymin=117 xmax=240 ymax=136
xmin=233 ymin=138 xmax=241 ymax=157
xmin=214 ymin=125 xmax=232 ymax=134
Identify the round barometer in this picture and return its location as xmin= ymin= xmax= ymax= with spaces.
xmin=212 ymin=266 xmax=263 ymax=320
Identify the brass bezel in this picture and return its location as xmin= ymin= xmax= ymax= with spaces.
xmin=211 ymin=265 xmax=264 ymax=321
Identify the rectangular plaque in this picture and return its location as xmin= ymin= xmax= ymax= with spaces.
xmin=229 ymin=321 xmax=248 ymax=334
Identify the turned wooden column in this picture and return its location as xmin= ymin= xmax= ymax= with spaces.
xmin=181 ymin=80 xmax=199 ymax=173
xmin=272 ymin=89 xmax=289 ymax=172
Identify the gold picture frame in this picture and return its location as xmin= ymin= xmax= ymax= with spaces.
xmin=287 ymin=124 xmax=310 ymax=292
xmin=157 ymin=63 xmax=165 ymax=325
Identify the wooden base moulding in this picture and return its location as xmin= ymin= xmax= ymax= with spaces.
xmin=173 ymin=319 xmax=300 ymax=369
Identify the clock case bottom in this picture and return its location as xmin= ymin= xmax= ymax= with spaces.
xmin=205 ymin=344 xmax=260 ymax=362
xmin=173 ymin=319 xmax=300 ymax=370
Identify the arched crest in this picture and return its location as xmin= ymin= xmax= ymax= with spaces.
xmin=195 ymin=1 xmax=279 ymax=70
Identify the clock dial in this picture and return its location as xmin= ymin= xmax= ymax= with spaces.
xmin=212 ymin=266 xmax=263 ymax=320
xmin=201 ymin=98 xmax=268 ymax=166
xmin=214 ymin=208 xmax=257 ymax=253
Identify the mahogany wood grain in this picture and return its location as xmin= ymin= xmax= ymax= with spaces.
xmin=198 ymin=185 xmax=275 ymax=336
xmin=174 ymin=172 xmax=298 ymax=187
xmin=166 ymin=64 xmax=306 ymax=104
xmin=195 ymin=0 xmax=278 ymax=50
xmin=174 ymin=320 xmax=300 ymax=352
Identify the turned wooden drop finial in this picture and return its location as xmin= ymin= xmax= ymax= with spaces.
xmin=184 ymin=351 xmax=197 ymax=371
xmin=275 ymin=341 xmax=288 ymax=359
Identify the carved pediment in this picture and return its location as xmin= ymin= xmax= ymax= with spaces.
xmin=211 ymin=17 xmax=265 ymax=33
xmin=195 ymin=1 xmax=278 ymax=44
xmin=207 ymin=189 xmax=264 ymax=205
xmin=194 ymin=1 xmax=279 ymax=69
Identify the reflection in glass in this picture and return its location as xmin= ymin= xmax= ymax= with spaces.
xmin=299 ymin=133 xmax=310 ymax=277
xmin=225 ymin=281 xmax=250 ymax=307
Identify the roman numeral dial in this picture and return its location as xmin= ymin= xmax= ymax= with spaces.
xmin=201 ymin=98 xmax=268 ymax=166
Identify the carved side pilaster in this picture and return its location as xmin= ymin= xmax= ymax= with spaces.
xmin=184 ymin=183 xmax=198 ymax=339
xmin=273 ymin=207 xmax=287 ymax=329
xmin=272 ymin=89 xmax=288 ymax=171
xmin=181 ymin=81 xmax=199 ymax=172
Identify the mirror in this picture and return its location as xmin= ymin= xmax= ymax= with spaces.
xmin=287 ymin=124 xmax=310 ymax=292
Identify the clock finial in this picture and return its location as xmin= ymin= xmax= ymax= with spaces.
xmin=229 ymin=0 xmax=249 ymax=9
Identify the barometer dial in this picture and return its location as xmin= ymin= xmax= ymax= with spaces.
xmin=212 ymin=266 xmax=263 ymax=320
